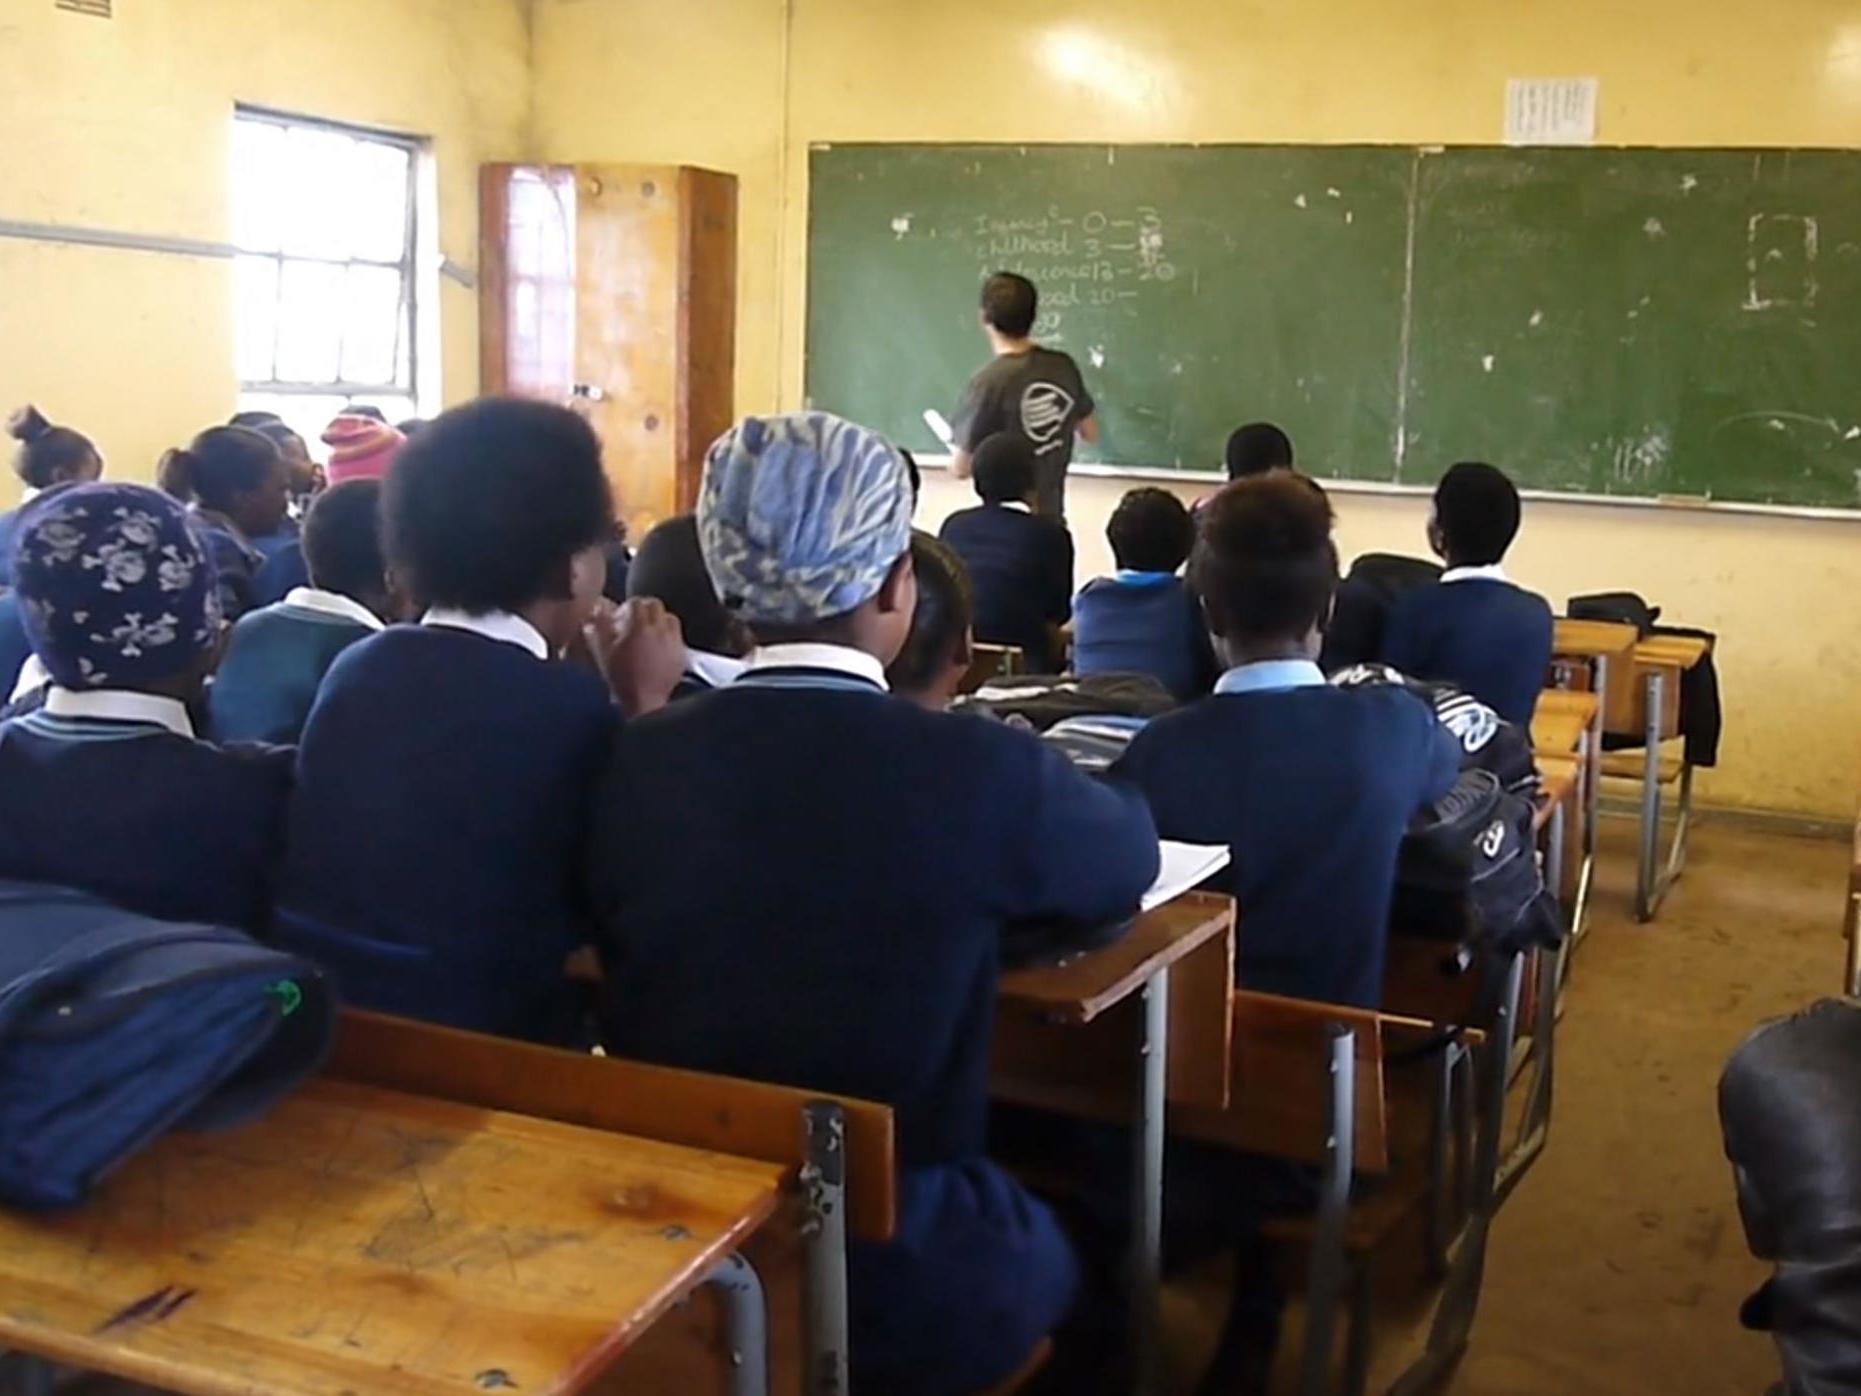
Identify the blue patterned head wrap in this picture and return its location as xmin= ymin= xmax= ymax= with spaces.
xmin=697 ymin=413 xmax=914 ymax=625
xmin=12 ymin=483 xmax=221 ymax=690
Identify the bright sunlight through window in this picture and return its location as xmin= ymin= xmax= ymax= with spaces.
xmin=231 ymin=108 xmax=422 ymax=438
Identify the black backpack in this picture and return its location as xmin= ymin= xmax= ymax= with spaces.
xmin=1567 ymin=590 xmax=1661 ymax=638
xmin=1321 ymin=553 xmax=1442 ymax=671
xmin=1332 ymin=664 xmax=1538 ymax=795
xmin=1332 ymin=667 xmax=1561 ymax=952
xmin=955 ymin=671 xmax=1177 ymax=732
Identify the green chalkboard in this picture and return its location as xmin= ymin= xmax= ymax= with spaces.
xmin=805 ymin=143 xmax=1861 ymax=509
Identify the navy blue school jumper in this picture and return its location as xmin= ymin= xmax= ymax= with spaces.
xmin=0 ymin=691 xmax=291 ymax=931
xmin=207 ymin=590 xmax=380 ymax=745
xmin=251 ymin=540 xmax=312 ymax=609
xmin=589 ymin=646 xmax=1160 ymax=1396
xmin=1112 ymin=659 xmax=1460 ymax=1009
xmin=1382 ymin=567 xmax=1555 ymax=726
xmin=273 ymin=617 xmax=616 ymax=1043
xmin=0 ymin=593 xmax=29 ymax=702
xmin=0 ymin=506 xmax=23 ymax=588
xmin=939 ymin=503 xmax=1075 ymax=672
xmin=193 ymin=515 xmax=266 ymax=623
xmin=1071 ymin=571 xmax=1218 ymax=700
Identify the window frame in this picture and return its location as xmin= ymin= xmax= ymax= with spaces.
xmin=231 ymin=104 xmax=424 ymax=403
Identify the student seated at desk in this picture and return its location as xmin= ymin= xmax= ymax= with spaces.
xmin=590 ymin=413 xmax=1159 ymax=1396
xmin=208 ymin=481 xmax=403 ymax=745
xmin=1224 ymin=420 xmax=1294 ymax=480
xmin=157 ymin=426 xmax=293 ymax=622
xmin=886 ymin=532 xmax=974 ymax=711
xmin=274 ymin=398 xmax=685 ymax=1044
xmin=1073 ymin=487 xmax=1217 ymax=700
xmin=938 ymin=432 xmax=1074 ymax=672
xmin=1112 ymin=473 xmax=1460 ymax=1009
xmin=1382 ymin=460 xmax=1554 ymax=725
xmin=1 ymin=406 xmax=102 ymax=586
xmin=625 ymin=513 xmax=752 ymax=697
xmin=0 ymin=485 xmax=290 ymax=930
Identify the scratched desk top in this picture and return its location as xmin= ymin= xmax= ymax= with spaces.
xmin=0 ymin=1077 xmax=785 ymax=1395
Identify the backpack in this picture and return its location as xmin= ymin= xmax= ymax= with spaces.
xmin=1321 ymin=553 xmax=1442 ymax=671
xmin=0 ymin=881 xmax=336 ymax=1209
xmin=1567 ymin=590 xmax=1662 ymax=638
xmin=1332 ymin=663 xmax=1538 ymax=794
xmin=1331 ymin=667 xmax=1561 ymax=951
xmin=1395 ymin=770 xmax=1563 ymax=954
xmin=1042 ymin=714 xmax=1148 ymax=773
xmin=956 ymin=671 xmax=1177 ymax=733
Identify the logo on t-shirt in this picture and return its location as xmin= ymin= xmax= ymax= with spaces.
xmin=1020 ymin=383 xmax=1076 ymax=455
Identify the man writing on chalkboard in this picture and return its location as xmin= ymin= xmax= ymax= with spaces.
xmin=951 ymin=272 xmax=1098 ymax=520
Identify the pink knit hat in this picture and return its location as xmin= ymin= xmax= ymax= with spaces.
xmin=322 ymin=415 xmax=405 ymax=485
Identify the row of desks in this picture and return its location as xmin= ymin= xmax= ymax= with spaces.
xmin=0 ymin=899 xmax=1236 ymax=1396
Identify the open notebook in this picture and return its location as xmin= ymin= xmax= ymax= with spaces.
xmin=1143 ymin=841 xmax=1231 ymax=913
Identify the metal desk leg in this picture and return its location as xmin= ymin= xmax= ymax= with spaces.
xmin=1130 ymin=966 xmax=1171 ymax=1396
xmin=1300 ymin=1026 xmax=1357 ymax=1396
xmin=801 ymin=1101 xmax=850 ymax=1396
xmin=1636 ymin=671 xmax=1665 ymax=923
xmin=1587 ymin=654 xmax=1610 ymax=860
xmin=703 ymin=1254 xmax=771 ymax=1396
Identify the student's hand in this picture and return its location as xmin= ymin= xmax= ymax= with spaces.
xmin=597 ymin=597 xmax=686 ymax=717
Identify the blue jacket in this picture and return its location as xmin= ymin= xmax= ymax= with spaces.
xmin=208 ymin=597 xmax=378 ymax=745
xmin=274 ymin=626 xmax=616 ymax=1043
xmin=0 ymin=705 xmax=291 ymax=932
xmin=1072 ymin=572 xmax=1217 ymax=700
xmin=1383 ymin=576 xmax=1554 ymax=725
xmin=1114 ymin=670 xmax=1459 ymax=1007
xmin=939 ymin=505 xmax=1075 ymax=672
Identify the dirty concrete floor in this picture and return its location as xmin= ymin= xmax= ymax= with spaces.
xmin=1166 ymin=815 xmax=1844 ymax=1395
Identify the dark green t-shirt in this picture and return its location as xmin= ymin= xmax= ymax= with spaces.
xmin=953 ymin=346 xmax=1095 ymax=519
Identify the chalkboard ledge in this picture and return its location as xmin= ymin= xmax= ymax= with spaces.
xmin=916 ymin=456 xmax=1861 ymax=522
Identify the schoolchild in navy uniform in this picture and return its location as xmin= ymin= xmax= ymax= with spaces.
xmin=937 ymin=432 xmax=1075 ymax=672
xmin=1111 ymin=474 xmax=1458 ymax=1395
xmin=886 ymin=532 xmax=975 ymax=712
xmin=229 ymin=416 xmax=323 ymax=606
xmin=1 ymin=406 xmax=102 ymax=586
xmin=0 ymin=484 xmax=291 ymax=930
xmin=624 ymin=513 xmax=752 ymax=698
xmin=1072 ymin=487 xmax=1217 ymax=700
xmin=1382 ymin=460 xmax=1555 ymax=725
xmin=1113 ymin=473 xmax=1460 ymax=1010
xmin=157 ymin=425 xmax=292 ymax=622
xmin=272 ymin=398 xmax=685 ymax=1044
xmin=208 ymin=480 xmax=404 ymax=745
xmin=589 ymin=413 xmax=1159 ymax=1396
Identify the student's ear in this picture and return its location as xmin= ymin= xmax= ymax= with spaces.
xmin=1426 ymin=510 xmax=1447 ymax=560
xmin=876 ymin=550 xmax=917 ymax=616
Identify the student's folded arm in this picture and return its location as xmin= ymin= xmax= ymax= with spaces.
xmin=1010 ymin=739 xmax=1159 ymax=930
xmin=951 ymin=446 xmax=974 ymax=480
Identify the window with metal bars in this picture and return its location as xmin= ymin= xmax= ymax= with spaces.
xmin=231 ymin=107 xmax=423 ymax=433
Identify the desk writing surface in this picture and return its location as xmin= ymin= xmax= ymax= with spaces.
xmin=0 ymin=1079 xmax=784 ymax=1396
xmin=1634 ymin=634 xmax=1711 ymax=670
xmin=999 ymin=891 xmax=1234 ymax=1025
xmin=1534 ymin=756 xmax=1580 ymax=835
xmin=1552 ymin=619 xmax=1640 ymax=659
xmin=1532 ymin=699 xmax=1593 ymax=757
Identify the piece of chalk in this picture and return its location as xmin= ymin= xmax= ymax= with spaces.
xmin=922 ymin=409 xmax=955 ymax=447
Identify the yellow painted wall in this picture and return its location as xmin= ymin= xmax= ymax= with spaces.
xmin=0 ymin=0 xmax=530 ymax=492
xmin=531 ymin=0 xmax=1861 ymax=819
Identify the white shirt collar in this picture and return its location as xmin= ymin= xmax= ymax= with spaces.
xmin=422 ymin=608 xmax=549 ymax=660
xmin=743 ymin=642 xmax=890 ymax=691
xmin=1440 ymin=563 xmax=1511 ymax=585
xmin=1000 ymin=500 xmax=1033 ymax=514
xmin=1214 ymin=658 xmax=1328 ymax=696
xmin=19 ymin=486 xmax=41 ymax=504
xmin=44 ymin=686 xmax=195 ymax=738
xmin=284 ymin=587 xmax=385 ymax=632
xmin=687 ymin=649 xmax=750 ymax=690
xmin=10 ymin=655 xmax=48 ymax=704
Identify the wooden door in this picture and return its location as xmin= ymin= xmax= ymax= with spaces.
xmin=481 ymin=163 xmax=737 ymax=538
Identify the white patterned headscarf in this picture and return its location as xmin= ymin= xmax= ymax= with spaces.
xmin=12 ymin=483 xmax=221 ymax=690
xmin=697 ymin=413 xmax=913 ymax=625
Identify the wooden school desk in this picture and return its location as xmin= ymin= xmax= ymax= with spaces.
xmin=994 ymin=891 xmax=1235 ymax=1396
xmin=0 ymin=1078 xmax=787 ymax=1396
xmin=1533 ymin=690 xmax=1599 ymax=936
xmin=1603 ymin=633 xmax=1712 ymax=921
xmin=1550 ymin=619 xmax=1638 ymax=884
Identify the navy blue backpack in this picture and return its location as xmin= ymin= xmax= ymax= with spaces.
xmin=0 ymin=881 xmax=335 ymax=1209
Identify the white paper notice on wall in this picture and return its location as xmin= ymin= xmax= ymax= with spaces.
xmin=1505 ymin=77 xmax=1600 ymax=146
